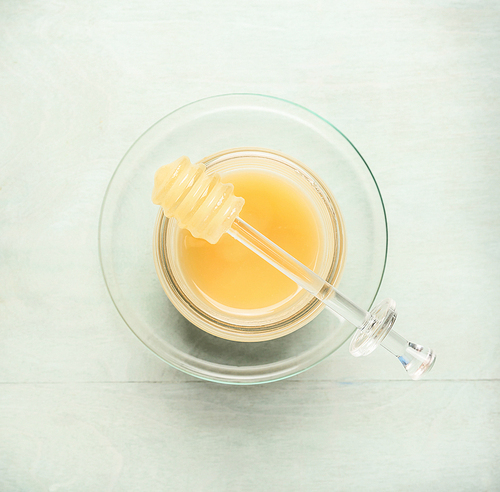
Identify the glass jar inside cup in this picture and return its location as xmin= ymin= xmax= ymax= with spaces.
xmin=153 ymin=147 xmax=347 ymax=342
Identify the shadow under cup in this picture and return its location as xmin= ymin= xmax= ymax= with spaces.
xmin=153 ymin=148 xmax=347 ymax=342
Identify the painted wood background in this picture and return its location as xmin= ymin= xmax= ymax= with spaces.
xmin=1 ymin=1 xmax=499 ymax=490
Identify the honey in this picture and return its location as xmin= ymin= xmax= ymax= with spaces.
xmin=178 ymin=168 xmax=322 ymax=311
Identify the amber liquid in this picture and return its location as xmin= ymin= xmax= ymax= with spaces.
xmin=178 ymin=169 xmax=321 ymax=311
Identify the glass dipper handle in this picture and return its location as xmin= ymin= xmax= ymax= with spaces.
xmin=229 ymin=217 xmax=436 ymax=379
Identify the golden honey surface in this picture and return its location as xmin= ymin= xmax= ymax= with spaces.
xmin=178 ymin=169 xmax=321 ymax=310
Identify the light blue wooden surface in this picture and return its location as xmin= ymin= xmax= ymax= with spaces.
xmin=1 ymin=1 xmax=499 ymax=490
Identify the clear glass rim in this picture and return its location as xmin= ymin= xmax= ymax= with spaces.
xmin=98 ymin=93 xmax=388 ymax=384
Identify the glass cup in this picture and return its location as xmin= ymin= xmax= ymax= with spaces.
xmin=99 ymin=94 xmax=388 ymax=383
